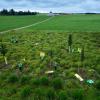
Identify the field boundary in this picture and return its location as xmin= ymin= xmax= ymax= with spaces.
xmin=0 ymin=16 xmax=54 ymax=34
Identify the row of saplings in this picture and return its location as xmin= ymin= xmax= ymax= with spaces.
xmin=0 ymin=34 xmax=100 ymax=99
xmin=0 ymin=34 xmax=97 ymax=84
xmin=0 ymin=34 xmax=85 ymax=68
xmin=0 ymin=34 xmax=91 ymax=83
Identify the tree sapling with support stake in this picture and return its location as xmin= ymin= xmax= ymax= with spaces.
xmin=80 ymin=46 xmax=85 ymax=67
xmin=0 ymin=41 xmax=8 ymax=65
xmin=68 ymin=34 xmax=72 ymax=53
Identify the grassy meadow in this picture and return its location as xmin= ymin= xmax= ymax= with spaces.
xmin=24 ymin=14 xmax=100 ymax=32
xmin=1 ymin=14 xmax=100 ymax=32
xmin=0 ymin=15 xmax=49 ymax=32
xmin=0 ymin=14 xmax=100 ymax=100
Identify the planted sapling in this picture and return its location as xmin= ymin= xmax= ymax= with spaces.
xmin=0 ymin=42 xmax=8 ymax=65
xmin=80 ymin=46 xmax=85 ymax=66
xmin=68 ymin=34 xmax=72 ymax=53
xmin=11 ymin=36 xmax=18 ymax=43
xmin=18 ymin=63 xmax=24 ymax=72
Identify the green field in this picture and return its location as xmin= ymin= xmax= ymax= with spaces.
xmin=1 ymin=14 xmax=100 ymax=32
xmin=0 ymin=15 xmax=100 ymax=100
xmin=26 ymin=14 xmax=100 ymax=32
xmin=0 ymin=15 xmax=49 ymax=32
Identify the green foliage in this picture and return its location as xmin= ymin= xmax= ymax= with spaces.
xmin=7 ymin=88 xmax=17 ymax=96
xmin=52 ymin=78 xmax=63 ymax=90
xmin=68 ymin=34 xmax=72 ymax=47
xmin=68 ymin=34 xmax=72 ymax=53
xmin=17 ymin=63 xmax=24 ymax=72
xmin=80 ymin=46 xmax=85 ymax=62
xmin=20 ymin=75 xmax=30 ymax=85
xmin=95 ymin=81 xmax=100 ymax=90
xmin=7 ymin=74 xmax=18 ymax=83
xmin=71 ymin=89 xmax=84 ymax=100
xmin=31 ymin=77 xmax=41 ymax=86
xmin=31 ymin=76 xmax=49 ymax=86
xmin=58 ymin=90 xmax=68 ymax=100
xmin=40 ymin=76 xmax=49 ymax=86
xmin=0 ymin=18 xmax=100 ymax=99
xmin=34 ymin=87 xmax=46 ymax=100
xmin=46 ymin=88 xmax=55 ymax=100
xmin=11 ymin=36 xmax=18 ymax=43
xmin=0 ymin=43 xmax=7 ymax=56
xmin=20 ymin=86 xmax=32 ymax=98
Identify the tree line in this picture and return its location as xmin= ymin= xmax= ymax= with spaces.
xmin=0 ymin=9 xmax=39 ymax=16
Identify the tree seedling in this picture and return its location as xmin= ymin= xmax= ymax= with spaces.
xmin=77 ymin=46 xmax=85 ymax=73
xmin=11 ymin=36 xmax=18 ymax=43
xmin=18 ymin=63 xmax=23 ymax=72
xmin=0 ymin=42 xmax=8 ymax=65
xmin=48 ymin=50 xmax=53 ymax=58
xmin=52 ymin=61 xmax=58 ymax=70
xmin=80 ymin=46 xmax=85 ymax=66
xmin=68 ymin=34 xmax=72 ymax=53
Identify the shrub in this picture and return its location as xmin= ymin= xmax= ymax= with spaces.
xmin=31 ymin=77 xmax=41 ymax=86
xmin=52 ymin=78 xmax=63 ymax=90
xmin=34 ymin=87 xmax=46 ymax=100
xmin=95 ymin=81 xmax=100 ymax=90
xmin=68 ymin=34 xmax=72 ymax=53
xmin=20 ymin=86 xmax=32 ymax=98
xmin=31 ymin=76 xmax=49 ymax=86
xmin=7 ymin=88 xmax=17 ymax=96
xmin=95 ymin=65 xmax=100 ymax=73
xmin=7 ymin=74 xmax=18 ymax=83
xmin=46 ymin=88 xmax=55 ymax=100
xmin=80 ymin=46 xmax=85 ymax=63
xmin=58 ymin=90 xmax=68 ymax=100
xmin=20 ymin=75 xmax=30 ymax=85
xmin=71 ymin=89 xmax=84 ymax=100
xmin=40 ymin=76 xmax=49 ymax=86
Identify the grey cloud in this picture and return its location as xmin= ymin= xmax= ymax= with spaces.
xmin=0 ymin=0 xmax=100 ymax=13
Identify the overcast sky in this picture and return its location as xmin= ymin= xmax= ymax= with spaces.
xmin=0 ymin=0 xmax=100 ymax=13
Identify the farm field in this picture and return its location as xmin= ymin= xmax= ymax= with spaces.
xmin=24 ymin=14 xmax=100 ymax=32
xmin=0 ymin=15 xmax=49 ymax=32
xmin=1 ymin=14 xmax=100 ymax=32
xmin=0 ymin=15 xmax=100 ymax=100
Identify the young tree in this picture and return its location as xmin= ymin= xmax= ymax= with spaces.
xmin=0 ymin=42 xmax=8 ymax=65
xmin=68 ymin=34 xmax=72 ymax=53
xmin=78 ymin=46 xmax=85 ymax=73
xmin=80 ymin=46 xmax=85 ymax=65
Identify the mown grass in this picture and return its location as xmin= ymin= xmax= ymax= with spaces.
xmin=22 ymin=14 xmax=100 ymax=32
xmin=1 ymin=14 xmax=100 ymax=32
xmin=0 ymin=15 xmax=49 ymax=32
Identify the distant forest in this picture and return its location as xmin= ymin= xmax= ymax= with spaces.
xmin=0 ymin=9 xmax=39 ymax=16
